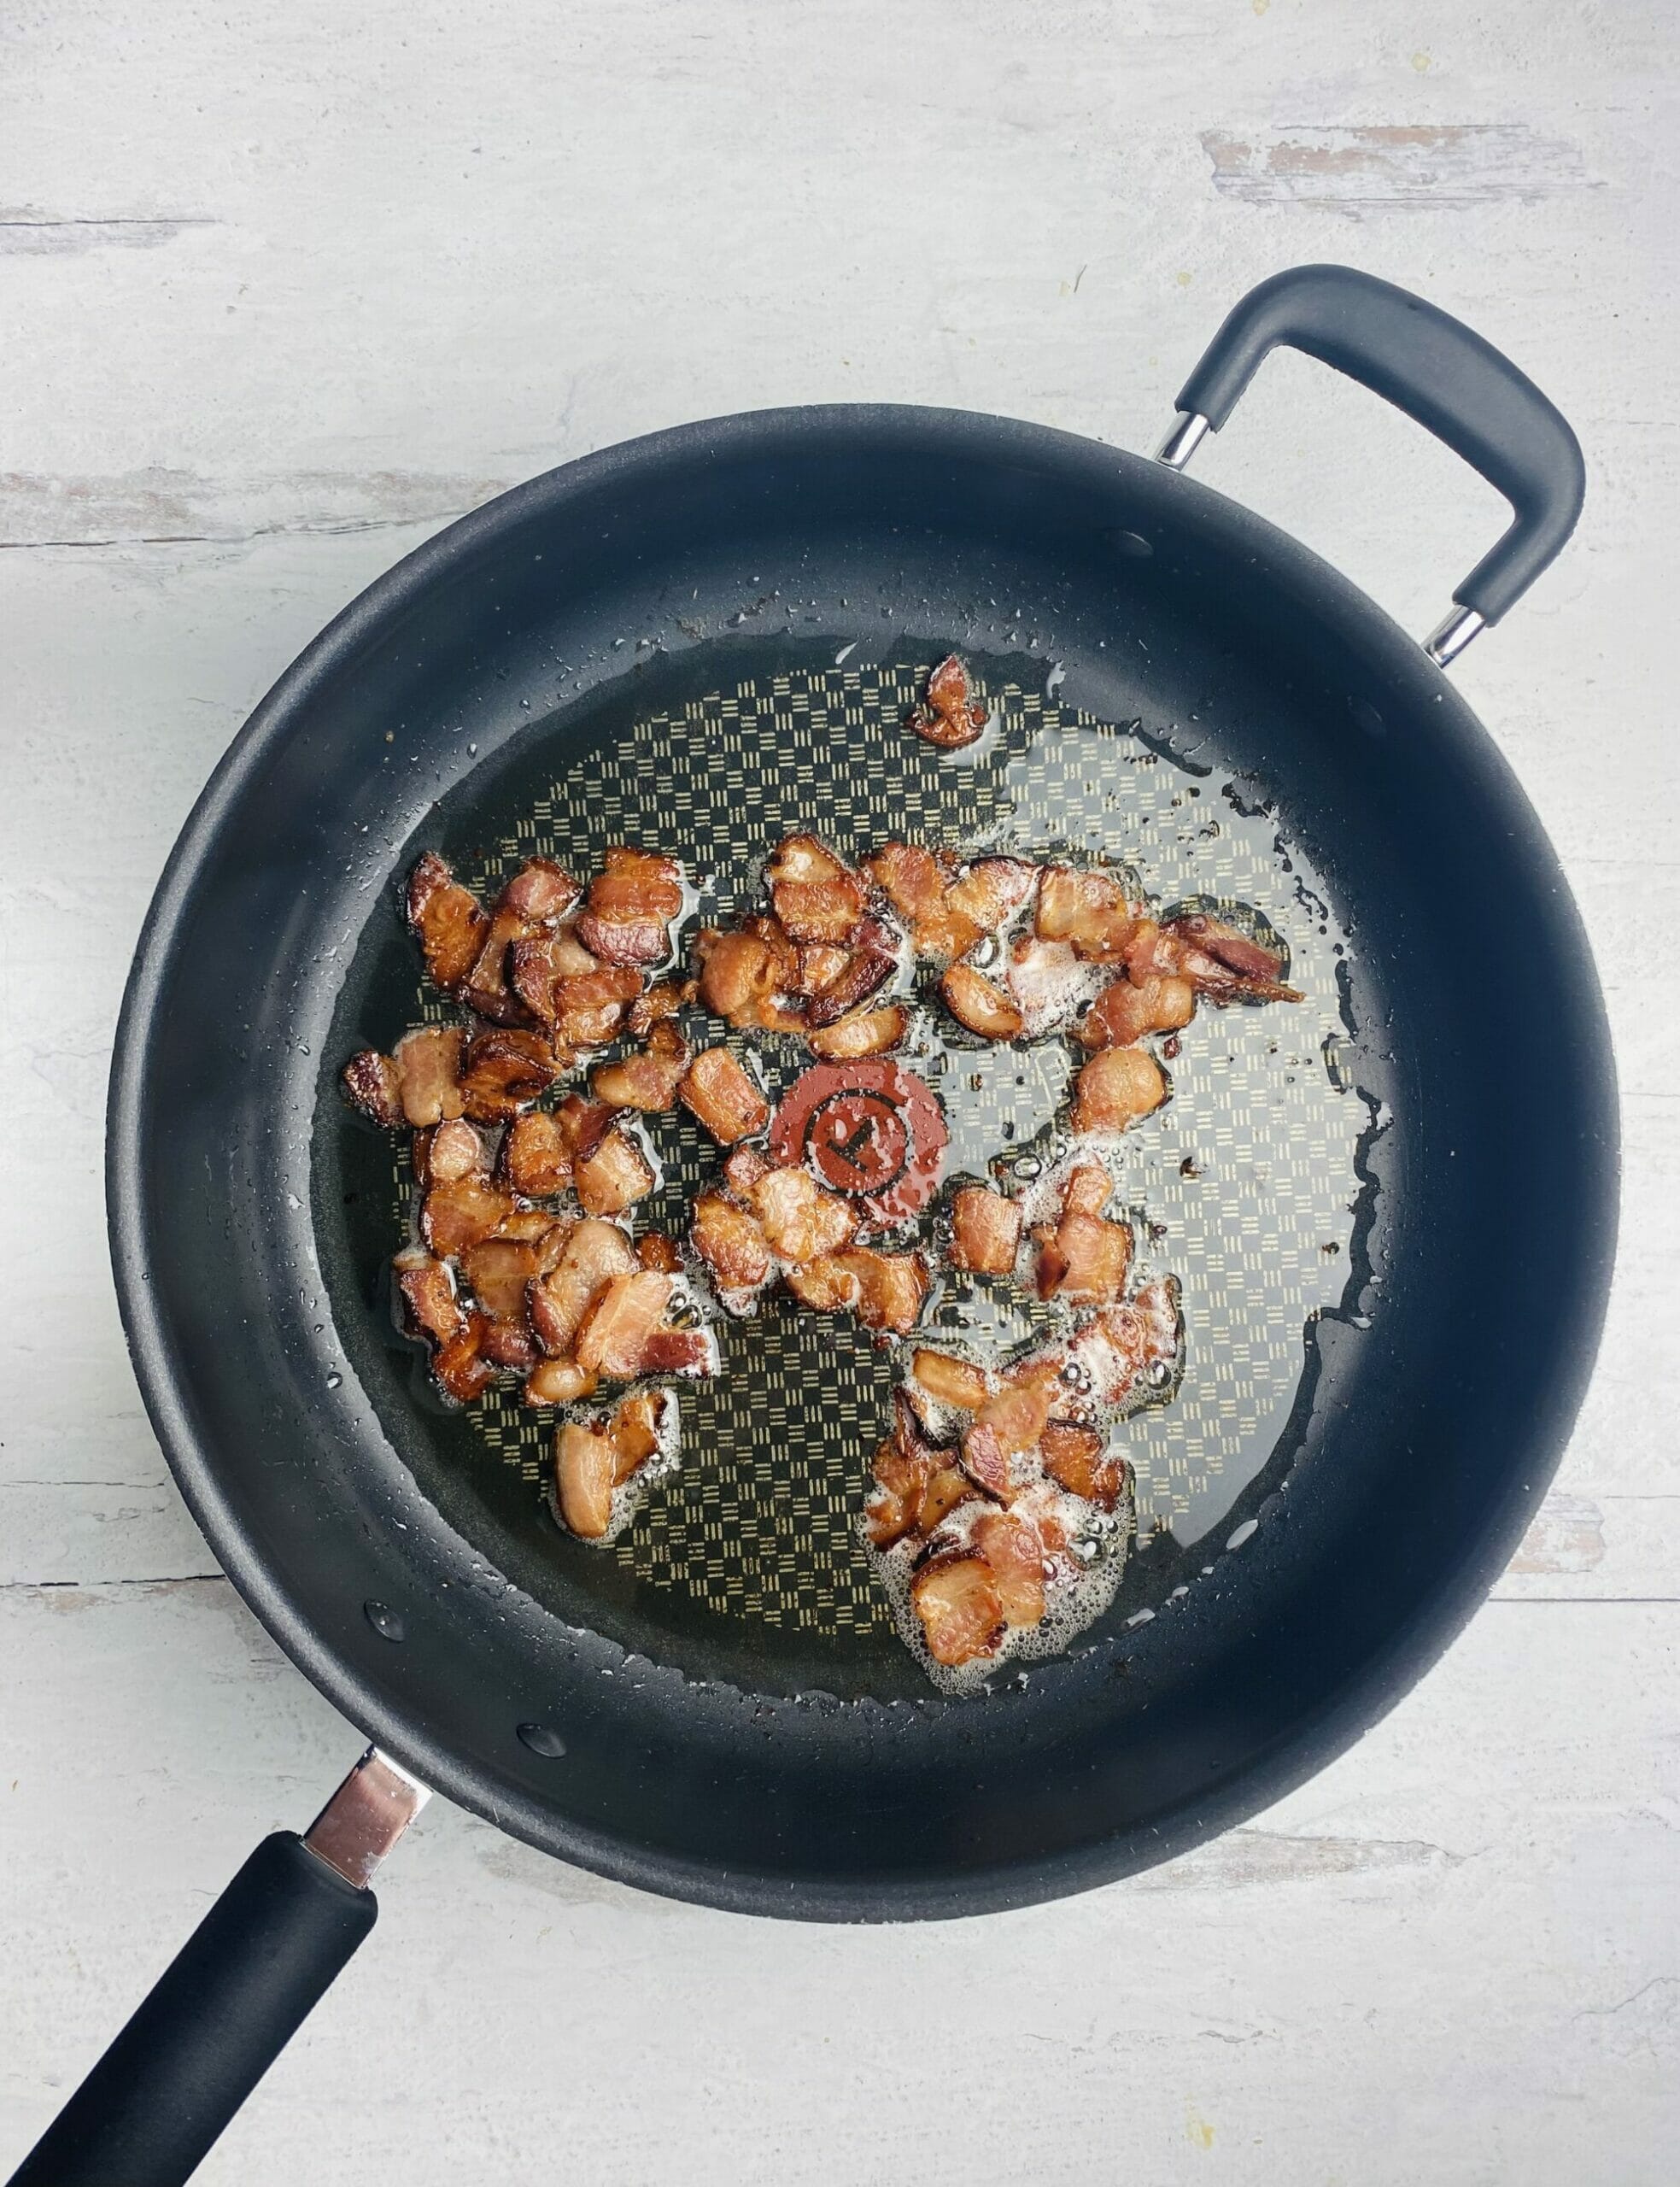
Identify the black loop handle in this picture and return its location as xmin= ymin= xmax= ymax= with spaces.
xmin=9 ymin=1834 xmax=377 ymax=2187
xmin=1174 ymin=264 xmax=1584 ymax=627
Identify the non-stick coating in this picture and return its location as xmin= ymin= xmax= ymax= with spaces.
xmin=108 ymin=407 xmax=1617 ymax=1918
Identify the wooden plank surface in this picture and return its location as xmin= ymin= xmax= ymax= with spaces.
xmin=3 ymin=3 xmax=1675 ymax=2180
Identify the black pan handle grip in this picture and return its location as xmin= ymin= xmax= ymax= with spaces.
xmin=1165 ymin=263 xmax=1584 ymax=656
xmin=9 ymin=1833 xmax=377 ymax=2187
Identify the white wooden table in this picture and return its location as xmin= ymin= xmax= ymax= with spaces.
xmin=3 ymin=5 xmax=1676 ymax=2180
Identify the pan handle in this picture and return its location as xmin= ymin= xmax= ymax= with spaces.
xmin=1156 ymin=263 xmax=1585 ymax=666
xmin=8 ymin=1750 xmax=426 ymax=2187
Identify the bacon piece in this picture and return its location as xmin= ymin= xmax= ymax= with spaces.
xmin=554 ymin=1421 xmax=616 ymax=1539
xmin=573 ymin=1125 xmax=656 ymax=1217
xmin=959 ymin=1420 xmax=1010 ymax=1498
xmin=577 ymin=849 xmax=684 ymax=965
xmin=551 ymin=966 xmax=643 ymax=1050
xmin=721 ymin=1145 xmax=773 ymax=1198
xmin=973 ymin=1510 xmax=1048 ymax=1627
xmin=1071 ymin=1046 xmax=1168 ymax=1134
xmin=636 ymin=1232 xmax=682 ymax=1273
xmin=1041 ymin=1422 xmax=1127 ymax=1508
xmin=911 ymin=1555 xmax=1004 ymax=1665
xmin=481 ymin=1319 xmax=539 ymax=1371
xmin=767 ymin=835 xmax=865 ymax=945
xmin=678 ymin=1047 xmax=770 ymax=1143
xmin=637 ymin=1327 xmax=717 ymax=1378
xmin=422 ymin=1117 xmax=486 ymax=1187
xmin=421 ymin=1176 xmax=517 ymax=1257
xmin=407 ymin=852 xmax=489 ymax=994
xmin=1036 ymin=1212 xmax=1133 ymax=1305
xmin=940 ymin=962 xmax=1024 ymax=1041
xmin=392 ymin=1025 xmax=466 ymax=1127
xmin=394 ymin=1249 xmax=465 ymax=1348
xmin=911 ymin=1349 xmax=990 ymax=1410
xmin=1078 ymin=973 xmax=1196 ymax=1050
xmin=529 ymin=1219 xmax=637 ymax=1356
xmin=1061 ymin=1164 xmax=1112 ymax=1220
xmin=434 ymin=1312 xmax=496 ymax=1404
xmin=806 ymin=1003 xmax=906 ymax=1059
xmin=946 ymin=857 xmax=1038 ymax=932
xmin=832 ymin=1248 xmax=928 ymax=1334
xmin=500 ymin=1110 xmax=571 ymax=1197
xmin=499 ymin=858 xmax=580 ymax=926
xmin=342 ymin=1050 xmax=404 ymax=1127
xmin=919 ymin=1465 xmax=974 ymax=1537
xmin=864 ymin=1438 xmax=932 ymax=1549
xmin=691 ymin=1190 xmax=773 ymax=1293
xmin=787 ymin=943 xmax=849 ymax=1000
xmin=574 ymin=1270 xmax=676 ymax=1379
xmin=863 ymin=841 xmax=979 ymax=963
xmin=1163 ymin=912 xmax=1287 ymax=985
xmin=748 ymin=1167 xmax=858 ymax=1264
xmin=606 ymin=1388 xmax=669 ymax=1486
xmin=627 ymin=977 xmax=697 ymax=1039
xmin=803 ymin=924 xmax=899 ymax=1028
xmin=784 ymin=1257 xmax=862 ymax=1313
xmin=694 ymin=922 xmax=794 ymax=1029
xmin=464 ymin=907 xmax=536 ymax=1023
xmin=591 ymin=1021 xmax=691 ymax=1111
xmin=576 ymin=911 xmax=670 ymax=967
xmin=524 ymin=1356 xmax=600 ymax=1406
xmin=509 ymin=924 xmax=600 ymax=1025
xmin=948 ymin=1184 xmax=1021 ymax=1276
xmin=974 ymin=1377 xmax=1053 ymax=1460
xmin=907 ymin=654 xmax=987 ymax=750
xmin=1035 ymin=866 xmax=1137 ymax=962
xmin=458 ymin=1236 xmax=541 ymax=1322
xmin=459 ymin=1028 xmax=559 ymax=1122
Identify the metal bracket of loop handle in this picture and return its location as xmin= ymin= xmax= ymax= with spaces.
xmin=1154 ymin=412 xmax=1485 ymax=669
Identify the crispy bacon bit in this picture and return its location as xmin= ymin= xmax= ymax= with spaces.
xmin=960 ymin=1420 xmax=1010 ymax=1498
xmin=975 ymin=1377 xmax=1054 ymax=1459
xmin=606 ymin=1389 xmax=669 ymax=1485
xmin=947 ymin=857 xmax=1039 ymax=932
xmin=407 ymin=852 xmax=489 ymax=994
xmin=767 ymin=836 xmax=866 ymax=946
xmin=551 ymin=966 xmax=642 ymax=1050
xmin=394 ymin=1249 xmax=465 ymax=1348
xmin=422 ymin=1176 xmax=518 ymax=1257
xmin=636 ymin=1232 xmax=682 ymax=1273
xmin=459 ymin=1029 xmax=558 ymax=1122
xmin=591 ymin=1020 xmax=691 ymax=1111
xmin=803 ymin=928 xmax=899 ymax=1029
xmin=529 ymin=1219 xmax=637 ymax=1356
xmin=499 ymin=858 xmax=580 ymax=926
xmin=833 ymin=1247 xmax=928 ymax=1334
xmin=342 ymin=1050 xmax=403 ymax=1127
xmin=911 ymin=1555 xmax=1005 ymax=1665
xmin=912 ymin=1349 xmax=990 ymax=1410
xmin=1035 ymin=866 xmax=1137 ymax=962
xmin=948 ymin=1184 xmax=1022 ymax=1276
xmin=424 ymin=1117 xmax=487 ymax=1187
xmin=464 ymin=908 xmax=535 ymax=1023
xmin=1164 ymin=912 xmax=1286 ymax=985
xmin=863 ymin=841 xmax=979 ymax=963
xmin=1041 ymin=1422 xmax=1127 ymax=1507
xmin=691 ymin=1190 xmax=773 ymax=1294
xmin=907 ymin=654 xmax=987 ymax=750
xmin=1078 ymin=973 xmax=1196 ymax=1050
xmin=749 ymin=1166 xmax=859 ymax=1264
xmin=576 ymin=911 xmax=670 ymax=967
xmin=940 ymin=962 xmax=1024 ymax=1041
xmin=973 ymin=1510 xmax=1048 ymax=1627
xmin=694 ymin=924 xmax=791 ymax=1029
xmin=459 ymin=1236 xmax=541 ymax=1322
xmin=1072 ymin=1046 xmax=1168 ymax=1134
xmin=509 ymin=927 xmax=597 ymax=1025
xmin=435 ymin=1312 xmax=497 ymax=1404
xmin=554 ymin=1421 xmax=616 ymax=1539
xmin=639 ymin=1326 xmax=718 ymax=1377
xmin=722 ymin=1144 xmax=773 ymax=1197
xmin=678 ymin=1047 xmax=770 ymax=1144
xmin=784 ymin=1257 xmax=863 ymax=1313
xmin=392 ymin=1025 xmax=467 ymax=1127
xmin=574 ymin=1270 xmax=676 ymax=1379
xmin=577 ymin=849 xmax=684 ymax=964
xmin=1036 ymin=1211 xmax=1133 ymax=1304
xmin=805 ymin=1003 xmax=907 ymax=1059
xmin=479 ymin=1319 xmax=537 ymax=1369
xmin=627 ymin=977 xmax=696 ymax=1039
xmin=524 ymin=1356 xmax=600 ymax=1406
xmin=864 ymin=1438 xmax=931 ymax=1549
xmin=790 ymin=942 xmax=852 ymax=999
xmin=920 ymin=1465 xmax=973 ymax=1537
xmin=574 ymin=1125 xmax=656 ymax=1217
xmin=500 ymin=1110 xmax=571 ymax=1197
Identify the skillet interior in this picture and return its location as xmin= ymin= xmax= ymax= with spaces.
xmin=108 ymin=407 xmax=1617 ymax=1916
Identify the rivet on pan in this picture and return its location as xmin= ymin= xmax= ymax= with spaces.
xmin=363 ymin=1600 xmax=406 ymax=1642
xmin=516 ymin=1721 xmax=568 ymax=1759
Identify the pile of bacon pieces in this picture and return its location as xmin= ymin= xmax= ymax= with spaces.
xmin=867 ymin=1162 xmax=1180 ymax=1668
xmin=343 ymin=846 xmax=729 ymax=1539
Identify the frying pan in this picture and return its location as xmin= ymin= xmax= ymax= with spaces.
xmin=13 ymin=265 xmax=1616 ymax=2185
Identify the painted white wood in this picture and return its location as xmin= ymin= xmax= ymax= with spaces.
xmin=2 ymin=3 xmax=1675 ymax=2179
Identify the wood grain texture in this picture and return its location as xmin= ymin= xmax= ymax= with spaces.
xmin=2 ymin=2 xmax=1676 ymax=2180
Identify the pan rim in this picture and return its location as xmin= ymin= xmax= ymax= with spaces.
xmin=105 ymin=400 xmax=1619 ymax=1918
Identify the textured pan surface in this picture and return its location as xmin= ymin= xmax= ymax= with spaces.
xmin=108 ymin=407 xmax=1617 ymax=1915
